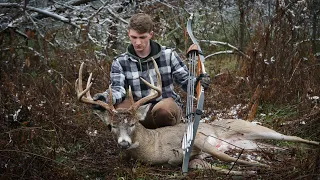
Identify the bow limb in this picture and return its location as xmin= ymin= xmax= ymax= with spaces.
xmin=186 ymin=14 xmax=206 ymax=66
xmin=182 ymin=14 xmax=207 ymax=175
xmin=186 ymin=14 xmax=207 ymax=99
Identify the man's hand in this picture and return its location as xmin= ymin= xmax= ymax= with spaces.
xmin=92 ymin=93 xmax=108 ymax=111
xmin=195 ymin=74 xmax=211 ymax=90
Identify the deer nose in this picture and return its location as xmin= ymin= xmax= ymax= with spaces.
xmin=119 ymin=140 xmax=131 ymax=149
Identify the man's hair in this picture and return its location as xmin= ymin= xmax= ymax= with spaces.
xmin=128 ymin=13 xmax=153 ymax=33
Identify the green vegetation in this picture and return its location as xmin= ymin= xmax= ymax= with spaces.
xmin=257 ymin=104 xmax=299 ymax=125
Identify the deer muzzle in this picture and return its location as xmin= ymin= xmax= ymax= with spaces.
xmin=117 ymin=133 xmax=132 ymax=149
xmin=119 ymin=140 xmax=131 ymax=149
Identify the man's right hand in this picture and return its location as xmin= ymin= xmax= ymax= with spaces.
xmin=92 ymin=93 xmax=108 ymax=111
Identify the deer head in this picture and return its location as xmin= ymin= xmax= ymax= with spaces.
xmin=75 ymin=58 xmax=162 ymax=149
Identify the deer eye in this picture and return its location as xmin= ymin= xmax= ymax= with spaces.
xmin=129 ymin=124 xmax=135 ymax=127
xmin=107 ymin=124 xmax=111 ymax=131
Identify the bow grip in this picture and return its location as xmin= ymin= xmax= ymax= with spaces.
xmin=186 ymin=44 xmax=203 ymax=56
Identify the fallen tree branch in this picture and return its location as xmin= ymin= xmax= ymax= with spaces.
xmin=67 ymin=0 xmax=98 ymax=6
xmin=53 ymin=0 xmax=77 ymax=10
xmin=0 ymin=3 xmax=80 ymax=29
xmin=200 ymin=40 xmax=250 ymax=59
xmin=106 ymin=7 xmax=128 ymax=24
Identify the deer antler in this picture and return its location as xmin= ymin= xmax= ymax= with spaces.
xmin=130 ymin=58 xmax=162 ymax=111
xmin=75 ymin=62 xmax=116 ymax=114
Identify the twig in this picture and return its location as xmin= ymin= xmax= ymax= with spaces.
xmin=227 ymin=148 xmax=244 ymax=176
xmin=287 ymin=58 xmax=302 ymax=83
xmin=14 ymin=29 xmax=28 ymax=38
xmin=0 ymin=149 xmax=74 ymax=170
xmin=88 ymin=1 xmax=108 ymax=21
xmin=20 ymin=156 xmax=36 ymax=179
xmin=1 ymin=126 xmax=46 ymax=135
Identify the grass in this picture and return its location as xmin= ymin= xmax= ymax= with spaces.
xmin=256 ymin=103 xmax=299 ymax=125
xmin=204 ymin=55 xmax=238 ymax=77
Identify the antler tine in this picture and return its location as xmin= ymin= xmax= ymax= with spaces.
xmin=75 ymin=62 xmax=87 ymax=100
xmin=85 ymin=72 xmax=93 ymax=99
xmin=132 ymin=58 xmax=162 ymax=110
xmin=108 ymin=85 xmax=116 ymax=112
xmin=75 ymin=62 xmax=115 ymax=113
xmin=128 ymin=85 xmax=135 ymax=105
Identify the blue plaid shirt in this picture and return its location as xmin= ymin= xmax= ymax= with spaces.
xmin=106 ymin=41 xmax=194 ymax=106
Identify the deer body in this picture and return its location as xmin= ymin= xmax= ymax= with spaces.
xmin=128 ymin=123 xmax=186 ymax=165
xmin=121 ymin=118 xmax=319 ymax=167
xmin=75 ymin=61 xmax=319 ymax=174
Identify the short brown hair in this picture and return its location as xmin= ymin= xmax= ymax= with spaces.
xmin=128 ymin=13 xmax=153 ymax=33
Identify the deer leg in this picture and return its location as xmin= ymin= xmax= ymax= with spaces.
xmin=194 ymin=133 xmax=269 ymax=167
xmin=257 ymin=132 xmax=320 ymax=146
xmin=223 ymin=119 xmax=319 ymax=146
xmin=189 ymin=159 xmax=256 ymax=175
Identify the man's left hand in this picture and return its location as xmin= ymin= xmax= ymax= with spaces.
xmin=196 ymin=74 xmax=211 ymax=90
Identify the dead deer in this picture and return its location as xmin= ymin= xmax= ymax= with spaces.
xmin=75 ymin=61 xmax=319 ymax=175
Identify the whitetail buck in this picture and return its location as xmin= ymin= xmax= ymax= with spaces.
xmin=75 ymin=61 xmax=319 ymax=175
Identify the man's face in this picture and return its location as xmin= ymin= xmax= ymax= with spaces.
xmin=128 ymin=29 xmax=153 ymax=52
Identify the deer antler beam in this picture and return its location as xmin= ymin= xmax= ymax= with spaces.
xmin=75 ymin=62 xmax=116 ymax=113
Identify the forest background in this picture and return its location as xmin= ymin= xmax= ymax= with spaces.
xmin=0 ymin=0 xmax=319 ymax=179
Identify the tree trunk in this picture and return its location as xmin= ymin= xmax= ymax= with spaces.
xmin=237 ymin=0 xmax=245 ymax=70
xmin=311 ymin=0 xmax=318 ymax=56
xmin=238 ymin=0 xmax=245 ymax=52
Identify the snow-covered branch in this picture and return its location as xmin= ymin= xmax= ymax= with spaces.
xmin=200 ymin=40 xmax=250 ymax=59
xmin=0 ymin=3 xmax=80 ymax=29
xmin=294 ymin=38 xmax=320 ymax=47
xmin=205 ymin=50 xmax=234 ymax=59
xmin=67 ymin=0 xmax=98 ymax=6
xmin=106 ymin=7 xmax=128 ymax=24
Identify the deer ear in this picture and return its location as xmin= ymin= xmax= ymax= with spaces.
xmin=136 ymin=103 xmax=152 ymax=121
xmin=93 ymin=110 xmax=111 ymax=125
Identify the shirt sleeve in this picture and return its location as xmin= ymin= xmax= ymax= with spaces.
xmin=104 ymin=59 xmax=126 ymax=105
xmin=170 ymin=50 xmax=196 ymax=92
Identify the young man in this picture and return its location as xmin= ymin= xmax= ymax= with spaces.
xmin=93 ymin=13 xmax=210 ymax=129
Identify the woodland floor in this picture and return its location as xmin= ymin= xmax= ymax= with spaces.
xmin=1 ymin=65 xmax=320 ymax=180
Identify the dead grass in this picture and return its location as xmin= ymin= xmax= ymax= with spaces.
xmin=1 ymin=26 xmax=320 ymax=180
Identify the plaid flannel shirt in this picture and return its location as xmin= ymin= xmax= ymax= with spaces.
xmin=106 ymin=43 xmax=194 ymax=106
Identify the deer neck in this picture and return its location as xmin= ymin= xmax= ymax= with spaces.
xmin=129 ymin=122 xmax=157 ymax=149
